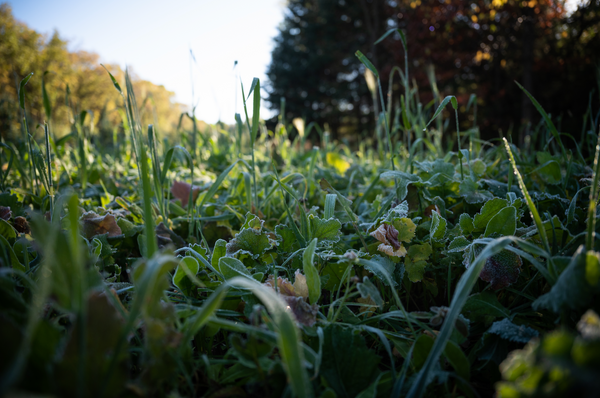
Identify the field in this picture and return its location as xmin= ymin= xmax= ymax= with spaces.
xmin=1 ymin=47 xmax=600 ymax=398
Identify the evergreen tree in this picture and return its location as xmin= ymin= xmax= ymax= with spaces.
xmin=266 ymin=0 xmax=390 ymax=139
xmin=267 ymin=0 xmax=599 ymax=142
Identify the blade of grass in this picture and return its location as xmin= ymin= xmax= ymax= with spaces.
xmin=406 ymin=236 xmax=514 ymax=398
xmin=587 ymin=127 xmax=600 ymax=250
xmin=44 ymin=124 xmax=53 ymax=219
xmin=515 ymin=81 xmax=567 ymax=158
xmin=141 ymin=126 xmax=158 ymax=258
xmin=324 ymin=194 xmax=337 ymax=219
xmin=226 ymin=277 xmax=314 ymax=398
xmin=503 ymin=138 xmax=552 ymax=256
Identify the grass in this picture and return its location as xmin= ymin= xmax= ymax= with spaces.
xmin=0 ymin=38 xmax=600 ymax=398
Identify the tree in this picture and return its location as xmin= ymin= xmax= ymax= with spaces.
xmin=267 ymin=0 xmax=599 ymax=142
xmin=0 ymin=3 xmax=186 ymax=142
xmin=266 ymin=0 xmax=391 ymax=140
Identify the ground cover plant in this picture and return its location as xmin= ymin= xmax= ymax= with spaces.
xmin=1 ymin=30 xmax=600 ymax=398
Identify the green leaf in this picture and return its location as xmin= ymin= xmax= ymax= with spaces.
xmin=586 ymin=251 xmax=600 ymax=287
xmin=116 ymin=218 xmax=140 ymax=237
xmin=0 ymin=219 xmax=17 ymax=240
xmin=391 ymin=218 xmax=416 ymax=243
xmin=486 ymin=318 xmax=538 ymax=343
xmin=470 ymin=159 xmax=486 ymax=177
xmin=160 ymin=145 xmax=192 ymax=184
xmin=405 ymin=243 xmax=432 ymax=282
xmin=246 ymin=77 xmax=259 ymax=100
xmin=425 ymin=96 xmax=456 ymax=128
xmin=18 ymin=72 xmax=34 ymax=109
xmin=443 ymin=340 xmax=470 ymax=381
xmin=226 ymin=217 xmax=274 ymax=259
xmin=241 ymin=212 xmax=263 ymax=230
xmin=139 ymin=129 xmax=157 ymax=258
xmin=535 ymin=160 xmax=562 ymax=185
xmin=430 ymin=212 xmax=447 ymax=242
xmin=303 ymin=238 xmax=321 ymax=305
xmin=173 ymin=256 xmax=200 ymax=296
xmin=484 ymin=206 xmax=517 ymax=237
xmin=380 ymin=171 xmax=420 ymax=201
xmin=357 ymin=277 xmax=383 ymax=308
xmin=361 ymin=255 xmax=397 ymax=287
xmin=321 ymin=262 xmax=352 ymax=291
xmin=101 ymin=64 xmax=123 ymax=95
xmin=219 ymin=257 xmax=251 ymax=280
xmin=412 ymin=333 xmax=435 ymax=370
xmin=212 ymin=239 xmax=227 ymax=272
xmin=275 ymin=223 xmax=301 ymax=253
xmin=448 ymin=236 xmax=471 ymax=253
xmin=533 ymin=246 xmax=600 ymax=313
xmin=0 ymin=235 xmax=24 ymax=271
xmin=308 ymin=214 xmax=341 ymax=245
xmin=459 ymin=214 xmax=474 ymax=235
xmin=405 ymin=257 xmax=428 ymax=283
xmin=459 ymin=177 xmax=494 ymax=204
xmin=462 ymin=291 xmax=510 ymax=320
xmin=321 ymin=325 xmax=381 ymax=398
xmin=355 ymin=50 xmax=379 ymax=78
xmin=473 ymin=198 xmax=508 ymax=230
xmin=374 ymin=28 xmax=402 ymax=45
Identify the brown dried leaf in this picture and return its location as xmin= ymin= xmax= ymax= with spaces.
xmin=293 ymin=270 xmax=309 ymax=299
xmin=81 ymin=212 xmax=122 ymax=239
xmin=264 ymin=274 xmax=295 ymax=297
xmin=357 ymin=296 xmax=377 ymax=317
xmin=0 ymin=206 xmax=11 ymax=221
xmin=283 ymin=295 xmax=319 ymax=327
xmin=171 ymin=180 xmax=201 ymax=207
xmin=479 ymin=249 xmax=522 ymax=290
xmin=370 ymin=223 xmax=407 ymax=257
xmin=13 ymin=216 xmax=30 ymax=234
xmin=377 ymin=243 xmax=407 ymax=257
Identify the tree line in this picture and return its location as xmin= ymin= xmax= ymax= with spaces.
xmin=0 ymin=3 xmax=189 ymax=142
xmin=266 ymin=0 xmax=600 ymax=144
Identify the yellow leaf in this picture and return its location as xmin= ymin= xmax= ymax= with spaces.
xmin=326 ymin=152 xmax=350 ymax=174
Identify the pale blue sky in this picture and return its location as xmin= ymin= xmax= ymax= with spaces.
xmin=9 ymin=0 xmax=286 ymax=124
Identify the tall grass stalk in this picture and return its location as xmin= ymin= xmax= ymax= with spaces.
xmin=406 ymin=237 xmax=514 ymax=398
xmin=44 ymin=123 xmax=54 ymax=220
xmin=586 ymin=127 xmax=600 ymax=250
xmin=18 ymin=73 xmax=38 ymax=195
xmin=376 ymin=28 xmax=410 ymax=158
xmin=355 ymin=51 xmax=394 ymax=171
xmin=241 ymin=78 xmax=261 ymax=212
xmin=111 ymin=67 xmax=158 ymax=257
xmin=425 ymin=95 xmax=464 ymax=180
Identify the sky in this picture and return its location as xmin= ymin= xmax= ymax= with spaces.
xmin=9 ymin=0 xmax=286 ymax=124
